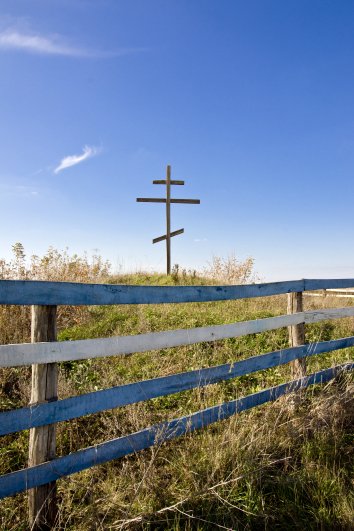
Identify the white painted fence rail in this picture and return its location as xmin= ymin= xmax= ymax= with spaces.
xmin=1 ymin=306 xmax=354 ymax=367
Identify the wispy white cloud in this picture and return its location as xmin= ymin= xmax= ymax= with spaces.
xmin=54 ymin=145 xmax=100 ymax=174
xmin=0 ymin=27 xmax=146 ymax=58
xmin=0 ymin=30 xmax=88 ymax=57
xmin=194 ymin=238 xmax=208 ymax=243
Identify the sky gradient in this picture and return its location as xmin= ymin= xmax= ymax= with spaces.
xmin=1 ymin=0 xmax=354 ymax=280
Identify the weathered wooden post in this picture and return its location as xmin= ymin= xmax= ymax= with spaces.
xmin=28 ymin=305 xmax=58 ymax=530
xmin=287 ymin=292 xmax=306 ymax=378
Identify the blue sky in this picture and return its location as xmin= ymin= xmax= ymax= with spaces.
xmin=0 ymin=0 xmax=354 ymax=280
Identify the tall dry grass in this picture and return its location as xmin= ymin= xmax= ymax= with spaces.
xmin=0 ymin=243 xmax=111 ymax=345
xmin=202 ymin=254 xmax=257 ymax=285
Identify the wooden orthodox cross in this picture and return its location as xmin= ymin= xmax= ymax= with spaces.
xmin=136 ymin=165 xmax=200 ymax=274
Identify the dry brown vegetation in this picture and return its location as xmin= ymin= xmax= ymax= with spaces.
xmin=0 ymin=245 xmax=353 ymax=530
xmin=0 ymin=243 xmax=111 ymax=345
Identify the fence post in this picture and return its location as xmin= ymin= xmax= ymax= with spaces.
xmin=28 ymin=305 xmax=58 ymax=530
xmin=287 ymin=292 xmax=306 ymax=378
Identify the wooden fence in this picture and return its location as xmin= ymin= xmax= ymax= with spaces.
xmin=0 ymin=278 xmax=353 ymax=529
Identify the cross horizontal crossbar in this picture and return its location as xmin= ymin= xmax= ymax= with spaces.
xmin=136 ymin=198 xmax=200 ymax=204
xmin=171 ymin=198 xmax=200 ymax=204
xmin=153 ymin=180 xmax=184 ymax=185
xmin=153 ymin=228 xmax=184 ymax=244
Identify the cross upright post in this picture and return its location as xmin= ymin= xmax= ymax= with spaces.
xmin=136 ymin=165 xmax=200 ymax=275
xmin=166 ymin=165 xmax=171 ymax=274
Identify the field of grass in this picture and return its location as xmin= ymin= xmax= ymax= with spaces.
xmin=0 ymin=246 xmax=353 ymax=530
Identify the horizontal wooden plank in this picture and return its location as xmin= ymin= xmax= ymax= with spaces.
xmin=305 ymin=289 xmax=354 ymax=299
xmin=136 ymin=198 xmax=166 ymax=203
xmin=1 ymin=279 xmax=354 ymax=307
xmin=1 ymin=305 xmax=354 ymax=367
xmin=0 ymin=278 xmax=308 ymax=307
xmin=0 ymin=313 xmax=302 ymax=367
xmin=327 ymin=288 xmax=354 ymax=293
xmin=153 ymin=180 xmax=184 ymax=185
xmin=153 ymin=228 xmax=184 ymax=244
xmin=0 ymin=363 xmax=352 ymax=500
xmin=170 ymin=199 xmax=200 ymax=204
xmin=1 ymin=337 xmax=353 ymax=436
xmin=305 ymin=279 xmax=354 ymax=291
xmin=137 ymin=198 xmax=200 ymax=204
xmin=304 ymin=306 xmax=354 ymax=323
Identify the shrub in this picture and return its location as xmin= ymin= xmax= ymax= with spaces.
xmin=202 ymin=254 xmax=257 ymax=284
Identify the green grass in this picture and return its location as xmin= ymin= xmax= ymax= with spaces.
xmin=0 ymin=274 xmax=353 ymax=530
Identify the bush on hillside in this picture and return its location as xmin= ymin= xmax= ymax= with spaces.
xmin=202 ymin=254 xmax=257 ymax=284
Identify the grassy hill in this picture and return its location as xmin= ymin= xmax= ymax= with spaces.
xmin=0 ymin=247 xmax=353 ymax=529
